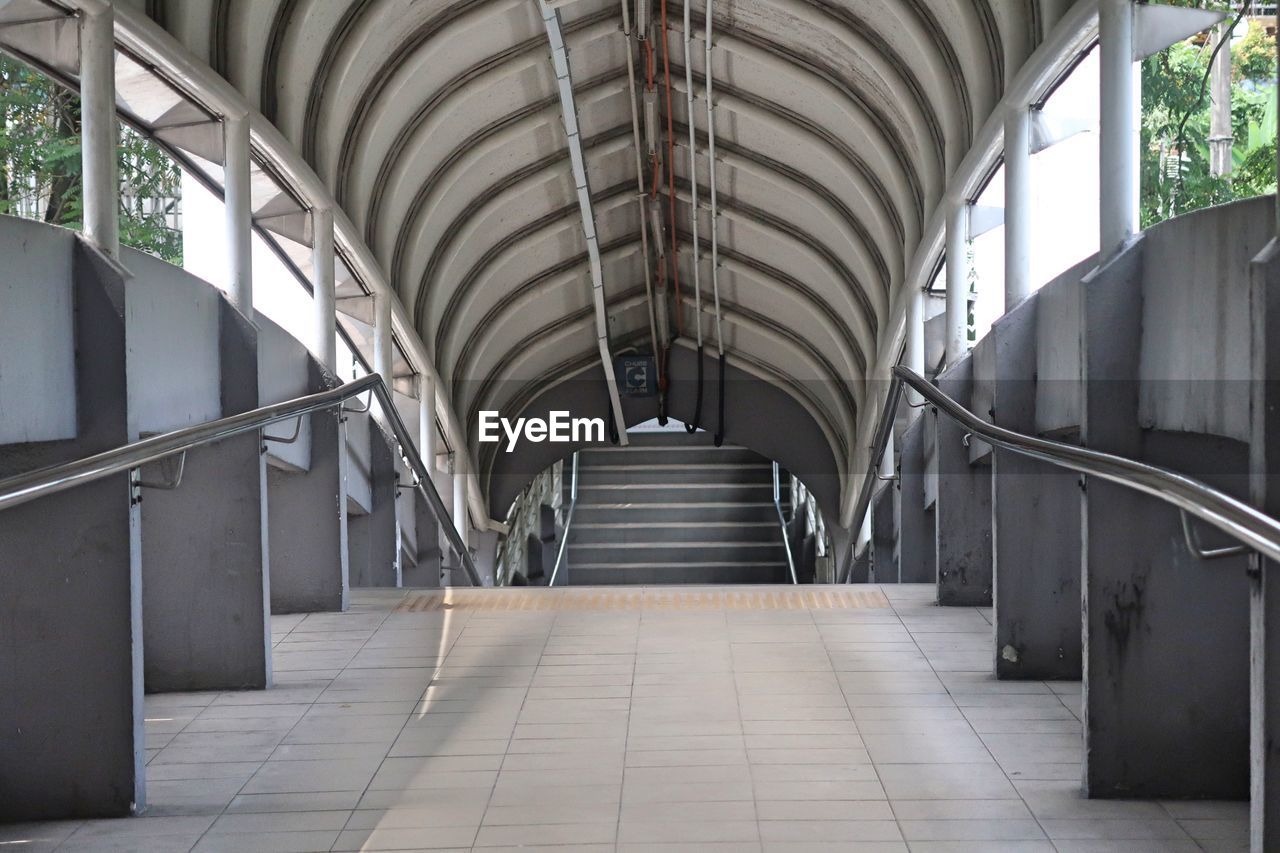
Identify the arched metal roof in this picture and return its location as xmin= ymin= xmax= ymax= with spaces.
xmin=14 ymin=0 xmax=1094 ymax=524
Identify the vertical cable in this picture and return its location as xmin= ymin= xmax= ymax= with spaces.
xmin=705 ymin=0 xmax=726 ymax=446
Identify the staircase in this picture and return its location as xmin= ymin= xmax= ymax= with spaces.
xmin=563 ymin=431 xmax=792 ymax=585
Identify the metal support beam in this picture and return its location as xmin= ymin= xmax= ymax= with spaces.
xmin=79 ymin=2 xmax=118 ymax=259
xmin=537 ymin=0 xmax=629 ymax=445
xmin=1133 ymin=4 xmax=1227 ymax=62
xmin=418 ymin=374 xmax=437 ymax=477
xmin=945 ymin=201 xmax=968 ymax=366
xmin=1099 ymin=0 xmax=1139 ymax=263
xmin=1209 ymin=20 xmax=1233 ymax=179
xmin=1030 ymin=108 xmax=1091 ymax=154
xmin=311 ymin=206 xmax=337 ymax=372
xmin=905 ymin=286 xmax=925 ymax=407
xmin=452 ymin=453 xmax=469 ymax=554
xmin=879 ymin=430 xmax=895 ymax=480
xmin=223 ymin=112 xmax=253 ymax=318
xmin=1005 ymin=106 xmax=1033 ymax=311
xmin=373 ymin=291 xmax=393 ymax=385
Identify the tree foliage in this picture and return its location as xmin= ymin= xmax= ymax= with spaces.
xmin=1141 ymin=13 xmax=1278 ymax=227
xmin=0 ymin=55 xmax=182 ymax=262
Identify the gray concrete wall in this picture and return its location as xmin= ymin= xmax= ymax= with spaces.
xmin=1035 ymin=256 xmax=1092 ymax=437
xmin=1139 ymin=196 xmax=1271 ymax=443
xmin=1249 ymin=238 xmax=1280 ymax=850
xmin=345 ymin=408 xmax=373 ymax=513
xmin=897 ymin=415 xmax=935 ymax=583
xmin=349 ymin=426 xmax=399 ymax=587
xmin=138 ymin=288 xmax=270 ymax=693
xmin=872 ymin=483 xmax=896 ymax=582
xmin=0 ymin=232 xmax=144 ymax=819
xmin=258 ymin=316 xmax=313 ymax=472
xmin=269 ymin=405 xmax=350 ymax=612
xmin=0 ymin=217 xmax=76 ymax=444
xmin=980 ymin=287 xmax=1082 ymax=680
xmin=933 ymin=354 xmax=993 ymax=606
xmin=1081 ymin=236 xmax=1250 ymax=800
xmin=406 ymin=491 xmax=443 ymax=587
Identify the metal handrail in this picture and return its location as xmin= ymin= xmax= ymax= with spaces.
xmin=847 ymin=365 xmax=1280 ymax=575
xmin=547 ymin=451 xmax=579 ymax=587
xmin=0 ymin=373 xmax=484 ymax=586
xmin=773 ymin=461 xmax=799 ymax=584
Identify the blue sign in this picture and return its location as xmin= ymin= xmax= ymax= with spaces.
xmin=615 ymin=356 xmax=656 ymax=397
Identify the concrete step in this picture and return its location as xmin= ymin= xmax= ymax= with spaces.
xmin=566 ymin=562 xmax=790 ymax=585
xmin=574 ymin=483 xmax=776 ymax=504
xmin=568 ymin=541 xmax=787 ymax=565
xmin=576 ymin=463 xmax=773 ymax=486
xmin=571 ymin=521 xmax=782 ymax=544
xmin=581 ymin=442 xmax=765 ymax=468
xmin=573 ymin=502 xmax=781 ymax=525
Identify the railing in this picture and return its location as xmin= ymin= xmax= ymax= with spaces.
xmin=846 ymin=365 xmax=1280 ymax=579
xmin=772 ymin=462 xmax=799 ymax=584
xmin=497 ymin=458 xmax=562 ymax=585
xmin=547 ymin=451 xmax=580 ymax=587
xmin=0 ymin=373 xmax=484 ymax=586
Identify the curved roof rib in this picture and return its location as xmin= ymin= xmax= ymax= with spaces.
xmin=141 ymin=0 xmax=1082 ymax=522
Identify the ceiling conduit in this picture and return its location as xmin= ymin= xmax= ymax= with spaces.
xmin=704 ymin=0 xmax=727 ymax=447
xmin=537 ymin=0 xmax=630 ymax=445
xmin=682 ymin=0 xmax=705 ymax=435
xmin=620 ymin=0 xmax=660 ymax=378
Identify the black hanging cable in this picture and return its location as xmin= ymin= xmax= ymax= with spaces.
xmin=713 ymin=350 xmax=726 ymax=446
xmin=686 ymin=343 xmax=704 ymax=432
xmin=657 ymin=344 xmax=670 ymax=426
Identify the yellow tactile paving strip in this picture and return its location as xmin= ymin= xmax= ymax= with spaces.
xmin=393 ymin=586 xmax=891 ymax=612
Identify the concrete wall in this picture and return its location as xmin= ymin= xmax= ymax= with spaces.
xmin=0 ymin=217 xmax=76 ymax=444
xmin=268 ymin=404 xmax=350 ymax=612
xmin=0 ymin=229 xmax=144 ymax=819
xmin=125 ymin=251 xmax=221 ymax=441
xmin=1249 ymin=238 xmax=1280 ymax=850
xmin=345 ymin=408 xmax=373 ymax=513
xmin=1138 ymin=196 xmax=1271 ymax=443
xmin=127 ymin=249 xmax=270 ymax=693
xmin=978 ymin=286 xmax=1081 ymax=680
xmin=897 ymin=415 xmax=935 ymax=583
xmin=349 ymin=426 xmax=399 ymax=587
xmin=871 ymin=483 xmax=896 ymax=582
xmin=258 ymin=316 xmax=313 ymax=472
xmin=1081 ymin=235 xmax=1250 ymax=800
xmin=933 ymin=354 xmax=993 ymax=606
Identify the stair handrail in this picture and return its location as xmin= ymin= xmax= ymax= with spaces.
xmin=0 ymin=372 xmax=484 ymax=586
xmin=773 ymin=461 xmax=799 ymax=584
xmin=547 ymin=451 xmax=579 ymax=586
xmin=846 ymin=366 xmax=1280 ymax=577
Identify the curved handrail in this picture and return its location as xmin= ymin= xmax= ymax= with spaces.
xmin=848 ymin=366 xmax=1280 ymax=576
xmin=0 ymin=374 xmax=484 ymax=586
xmin=773 ymin=461 xmax=799 ymax=584
xmin=547 ymin=451 xmax=579 ymax=587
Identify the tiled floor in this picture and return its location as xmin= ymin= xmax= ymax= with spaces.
xmin=3 ymin=584 xmax=1248 ymax=852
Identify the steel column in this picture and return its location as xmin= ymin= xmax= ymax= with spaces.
xmin=1004 ymin=107 xmax=1033 ymax=310
xmin=311 ymin=206 xmax=337 ymax=372
xmin=905 ymin=287 xmax=925 ymax=406
xmin=945 ymin=201 xmax=968 ymax=366
xmin=373 ymin=291 xmax=393 ymax=385
xmin=1099 ymin=0 xmax=1139 ymax=262
xmin=418 ymin=373 xmax=437 ymax=477
xmin=223 ymin=113 xmax=253 ymax=318
xmin=79 ymin=3 xmax=119 ymax=259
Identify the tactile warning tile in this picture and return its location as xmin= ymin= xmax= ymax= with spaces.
xmin=394 ymin=586 xmax=890 ymax=612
